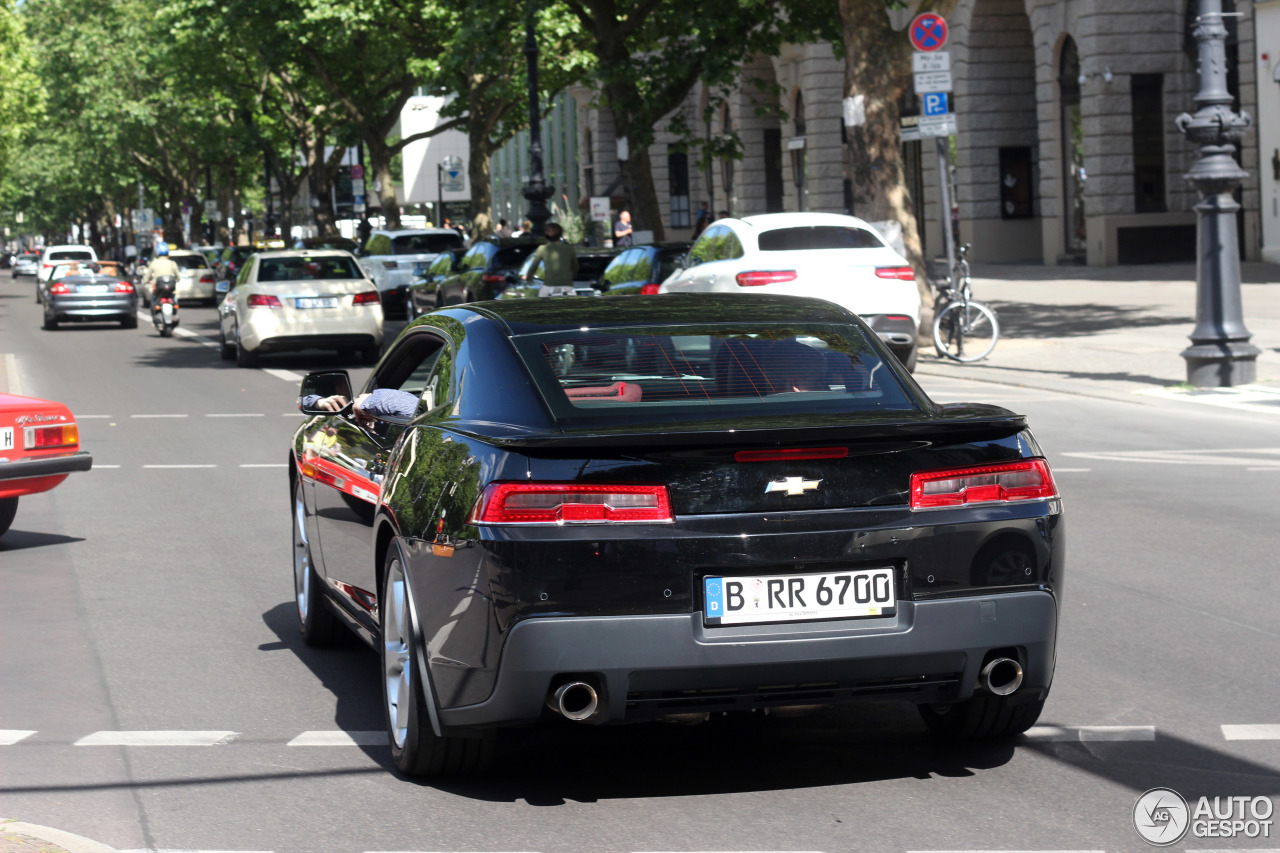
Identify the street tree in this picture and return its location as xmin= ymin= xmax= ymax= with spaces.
xmin=564 ymin=0 xmax=838 ymax=241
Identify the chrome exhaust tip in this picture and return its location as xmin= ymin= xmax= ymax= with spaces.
xmin=980 ymin=657 xmax=1024 ymax=696
xmin=548 ymin=681 xmax=599 ymax=721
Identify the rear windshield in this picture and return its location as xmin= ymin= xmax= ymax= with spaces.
xmin=393 ymin=233 xmax=463 ymax=254
xmin=258 ymin=256 xmax=362 ymax=282
xmin=657 ymin=248 xmax=685 ymax=281
xmin=513 ymin=323 xmax=913 ymax=424
xmin=494 ymin=245 xmax=539 ymax=270
xmin=50 ymin=250 xmax=93 ymax=261
xmin=758 ymin=227 xmax=883 ymax=252
xmin=172 ymin=255 xmax=208 ymax=270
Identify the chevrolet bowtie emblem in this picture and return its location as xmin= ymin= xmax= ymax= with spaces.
xmin=765 ymin=477 xmax=822 ymax=496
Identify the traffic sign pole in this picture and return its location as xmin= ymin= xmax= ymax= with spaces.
xmin=909 ymin=12 xmax=955 ymax=284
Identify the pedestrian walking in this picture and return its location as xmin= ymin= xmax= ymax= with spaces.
xmin=692 ymin=202 xmax=711 ymax=239
xmin=614 ymin=210 xmax=633 ymax=247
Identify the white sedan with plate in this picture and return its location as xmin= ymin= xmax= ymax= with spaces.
xmin=218 ymin=250 xmax=384 ymax=368
xmin=659 ymin=212 xmax=923 ymax=370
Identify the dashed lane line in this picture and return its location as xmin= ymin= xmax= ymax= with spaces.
xmin=262 ymin=367 xmax=303 ymax=383
xmin=287 ymin=730 xmax=388 ymax=746
xmin=239 ymin=463 xmax=288 ymax=468
xmin=141 ymin=464 xmax=217 ymax=469
xmin=1024 ymin=725 xmax=1156 ymax=742
xmin=75 ymin=731 xmax=238 ymax=746
xmin=0 ymin=729 xmax=36 ymax=744
xmin=130 ymin=414 xmax=189 ymax=419
xmin=1222 ymin=724 xmax=1280 ymax=740
xmin=206 ymin=413 xmax=264 ymax=418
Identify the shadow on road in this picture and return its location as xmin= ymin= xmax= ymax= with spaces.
xmin=987 ymin=300 xmax=1193 ymax=340
xmin=941 ymin=361 xmax=1178 ymax=388
xmin=0 ymin=529 xmax=86 ymax=552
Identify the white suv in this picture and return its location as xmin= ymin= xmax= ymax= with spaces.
xmin=659 ymin=213 xmax=922 ymax=370
xmin=38 ymin=244 xmax=98 ymax=284
xmin=358 ymin=229 xmax=466 ymax=317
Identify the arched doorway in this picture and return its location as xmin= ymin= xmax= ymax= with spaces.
xmin=1058 ymin=37 xmax=1086 ymax=259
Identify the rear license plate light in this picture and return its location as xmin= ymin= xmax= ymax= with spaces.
xmin=910 ymin=459 xmax=1058 ymax=509
xmin=471 ymin=482 xmax=673 ymax=524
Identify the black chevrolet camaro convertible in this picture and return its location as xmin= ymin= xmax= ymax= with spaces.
xmin=291 ymin=294 xmax=1064 ymax=777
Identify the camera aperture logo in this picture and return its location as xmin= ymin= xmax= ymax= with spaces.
xmin=1134 ymin=787 xmax=1275 ymax=845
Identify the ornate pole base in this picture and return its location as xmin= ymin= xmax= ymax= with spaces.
xmin=1181 ymin=340 xmax=1261 ymax=387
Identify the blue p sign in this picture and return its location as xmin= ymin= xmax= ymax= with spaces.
xmin=923 ymin=92 xmax=949 ymax=116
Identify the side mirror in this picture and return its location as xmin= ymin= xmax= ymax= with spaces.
xmin=215 ymin=280 xmax=230 ymax=293
xmin=298 ymin=370 xmax=354 ymax=414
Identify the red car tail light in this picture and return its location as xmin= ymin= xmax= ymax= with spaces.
xmin=247 ymin=293 xmax=283 ymax=308
xmin=352 ymin=291 xmax=380 ymax=305
xmin=471 ymin=483 xmax=673 ymax=524
xmin=875 ymin=266 xmax=916 ymax=280
xmin=735 ymin=270 xmax=797 ymax=287
xmin=910 ymin=459 xmax=1058 ymax=509
xmin=639 ymin=283 xmax=661 ymax=295
xmin=114 ymin=281 xmax=134 ymax=293
xmin=481 ymin=273 xmax=508 ymax=284
xmin=735 ymin=447 xmax=849 ymax=462
xmin=199 ymin=273 xmax=214 ymax=283
xmin=49 ymin=282 xmax=71 ymax=294
xmin=24 ymin=422 xmax=78 ymax=450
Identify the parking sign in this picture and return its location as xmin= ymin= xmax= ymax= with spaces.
xmin=922 ymin=92 xmax=949 ymax=116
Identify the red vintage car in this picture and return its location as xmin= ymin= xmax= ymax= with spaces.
xmin=0 ymin=393 xmax=93 ymax=538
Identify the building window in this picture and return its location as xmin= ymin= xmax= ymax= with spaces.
xmin=669 ymin=151 xmax=691 ymax=227
xmin=1131 ymin=74 xmax=1166 ymax=213
xmin=999 ymin=147 xmax=1035 ymax=219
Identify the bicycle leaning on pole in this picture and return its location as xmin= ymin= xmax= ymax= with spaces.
xmin=932 ymin=243 xmax=1000 ymax=362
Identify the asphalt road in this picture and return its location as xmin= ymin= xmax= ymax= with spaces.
xmin=2 ymin=271 xmax=1278 ymax=853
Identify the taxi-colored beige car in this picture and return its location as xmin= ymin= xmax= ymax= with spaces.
xmin=218 ymin=250 xmax=384 ymax=367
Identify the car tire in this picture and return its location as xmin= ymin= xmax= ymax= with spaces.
xmin=902 ymin=344 xmax=918 ymax=373
xmin=219 ymin=327 xmax=234 ymax=360
xmin=42 ymin=312 xmax=57 ymax=331
xmin=293 ymin=479 xmax=341 ymax=647
xmin=381 ymin=546 xmax=496 ymax=777
xmin=121 ymin=315 xmax=138 ymax=329
xmin=0 ymin=496 xmax=17 ymax=538
xmin=235 ymin=331 xmax=258 ymax=368
xmin=917 ymin=693 xmax=1046 ymax=739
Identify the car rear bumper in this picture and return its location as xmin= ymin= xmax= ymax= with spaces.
xmin=253 ymin=333 xmax=380 ymax=354
xmin=47 ymin=295 xmax=136 ymax=320
xmin=0 ymin=451 xmax=93 ymax=498
xmin=241 ymin=310 xmax=384 ymax=352
xmin=437 ymin=589 xmax=1057 ymax=729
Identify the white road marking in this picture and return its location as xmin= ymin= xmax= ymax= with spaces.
xmin=263 ymin=368 xmax=303 ymax=383
xmin=206 ymin=413 xmax=264 ymax=418
xmin=1142 ymin=383 xmax=1280 ymax=415
xmin=0 ymin=730 xmax=36 ymax=744
xmin=172 ymin=326 xmax=220 ymax=349
xmin=1024 ymin=725 xmax=1155 ymax=742
xmin=240 ymin=463 xmax=288 ymax=468
xmin=287 ymin=730 xmax=388 ymax=746
xmin=131 ymin=414 xmax=189 ymax=419
xmin=3 ymin=353 xmax=23 ymax=396
xmin=142 ymin=464 xmax=217 ymax=469
xmin=75 ymin=731 xmax=238 ymax=746
xmin=1063 ymin=448 xmax=1280 ymax=467
xmin=1222 ymin=724 xmax=1280 ymax=740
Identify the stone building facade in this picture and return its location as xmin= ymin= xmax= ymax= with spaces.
xmin=561 ymin=0 xmax=1267 ymax=267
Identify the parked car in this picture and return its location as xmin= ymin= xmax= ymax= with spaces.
xmin=358 ymin=229 xmax=466 ymax=317
xmin=599 ymin=243 xmax=691 ymax=296
xmin=499 ymin=246 xmax=622 ymax=299
xmin=13 ymin=252 xmax=40 ymax=277
xmin=434 ymin=237 xmax=543 ymax=306
xmin=40 ymin=264 xmax=138 ymax=330
xmin=405 ymin=248 xmax=467 ymax=320
xmin=218 ymin=250 xmax=383 ymax=367
xmin=38 ymin=244 xmax=97 ymax=286
xmin=0 ymin=392 xmax=93 ymax=538
xmin=289 ymin=293 xmax=1064 ymax=777
xmin=659 ymin=213 xmax=922 ymax=370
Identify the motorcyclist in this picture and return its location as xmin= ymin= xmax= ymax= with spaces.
xmin=143 ymin=243 xmax=180 ymax=302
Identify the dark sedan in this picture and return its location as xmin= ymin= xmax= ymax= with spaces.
xmin=290 ymin=294 xmax=1064 ymax=777
xmin=435 ymin=237 xmax=543 ymax=305
xmin=600 ymin=242 xmax=690 ymax=296
xmin=405 ymin=248 xmax=467 ymax=320
xmin=42 ymin=266 xmax=138 ymax=330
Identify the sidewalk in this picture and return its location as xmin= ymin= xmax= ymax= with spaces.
xmin=913 ymin=261 xmax=1280 ymax=413
xmin=0 ymin=822 xmax=113 ymax=853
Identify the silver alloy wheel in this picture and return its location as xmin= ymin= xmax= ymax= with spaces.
xmin=383 ymin=557 xmax=412 ymax=749
xmin=293 ymin=487 xmax=311 ymax=623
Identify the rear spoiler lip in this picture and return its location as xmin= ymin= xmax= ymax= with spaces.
xmin=449 ymin=413 xmax=1029 ymax=451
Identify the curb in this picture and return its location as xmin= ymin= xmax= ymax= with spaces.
xmin=0 ymin=821 xmax=116 ymax=853
xmin=913 ymin=360 xmax=1152 ymax=407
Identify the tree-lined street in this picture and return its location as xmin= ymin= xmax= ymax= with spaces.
xmin=3 ymin=266 xmax=1278 ymax=852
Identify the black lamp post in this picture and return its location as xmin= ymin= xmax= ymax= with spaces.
xmin=1175 ymin=0 xmax=1260 ymax=386
xmin=521 ymin=0 xmax=553 ymax=237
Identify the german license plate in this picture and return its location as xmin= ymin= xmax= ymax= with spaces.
xmin=0 ymin=427 xmax=13 ymax=451
xmin=704 ymin=567 xmax=895 ymax=625
xmin=78 ymin=284 xmax=109 ymax=294
xmin=296 ymin=297 xmax=338 ymax=309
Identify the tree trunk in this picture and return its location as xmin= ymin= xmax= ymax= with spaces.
xmin=467 ymin=120 xmax=495 ymax=239
xmin=620 ymin=142 xmax=665 ymax=242
xmin=839 ymin=0 xmax=937 ymax=311
xmin=365 ymin=136 xmax=401 ymax=229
